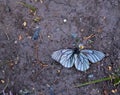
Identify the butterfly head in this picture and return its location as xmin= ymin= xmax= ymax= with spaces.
xmin=78 ymin=44 xmax=84 ymax=50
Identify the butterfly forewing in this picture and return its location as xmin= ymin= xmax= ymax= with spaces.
xmin=51 ymin=50 xmax=62 ymax=62
xmin=52 ymin=49 xmax=74 ymax=68
xmin=94 ymin=51 xmax=105 ymax=59
xmin=52 ymin=49 xmax=70 ymax=62
xmin=81 ymin=50 xmax=105 ymax=63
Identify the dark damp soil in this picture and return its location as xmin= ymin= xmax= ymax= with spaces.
xmin=0 ymin=0 xmax=120 ymax=95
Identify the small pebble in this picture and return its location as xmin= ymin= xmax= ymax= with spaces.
xmin=108 ymin=66 xmax=112 ymax=71
xmin=72 ymin=43 xmax=76 ymax=46
xmin=32 ymin=87 xmax=35 ymax=90
xmin=46 ymin=84 xmax=50 ymax=87
xmin=79 ymin=18 xmax=82 ymax=22
xmin=32 ymin=70 xmax=35 ymax=73
xmin=48 ymin=35 xmax=50 ymax=38
xmin=40 ymin=0 xmax=43 ymax=3
xmin=100 ymin=64 xmax=104 ymax=66
xmin=63 ymin=19 xmax=67 ymax=23
xmin=32 ymin=27 xmax=41 ymax=40
xmin=81 ymin=29 xmax=84 ymax=32
xmin=88 ymin=74 xmax=94 ymax=79
xmin=2 ymin=70 xmax=5 ymax=73
xmin=27 ymin=36 xmax=32 ymax=39
xmin=14 ymin=40 xmax=17 ymax=44
xmin=90 ymin=89 xmax=100 ymax=95
xmin=23 ymin=21 xmax=27 ymax=27
xmin=1 ymin=80 xmax=5 ymax=83
xmin=103 ymin=16 xmax=106 ymax=20
xmin=71 ymin=33 xmax=77 ymax=38
xmin=57 ymin=70 xmax=61 ymax=73
xmin=56 ymin=27 xmax=61 ymax=32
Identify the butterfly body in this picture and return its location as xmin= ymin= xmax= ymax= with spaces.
xmin=52 ymin=47 xmax=105 ymax=71
xmin=73 ymin=48 xmax=80 ymax=54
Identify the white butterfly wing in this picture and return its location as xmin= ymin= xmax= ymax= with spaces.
xmin=74 ymin=53 xmax=90 ymax=71
xmin=81 ymin=50 xmax=105 ymax=63
xmin=51 ymin=49 xmax=74 ymax=68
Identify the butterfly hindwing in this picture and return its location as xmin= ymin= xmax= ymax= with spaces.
xmin=74 ymin=53 xmax=90 ymax=71
xmin=81 ymin=50 xmax=105 ymax=63
xmin=51 ymin=49 xmax=74 ymax=68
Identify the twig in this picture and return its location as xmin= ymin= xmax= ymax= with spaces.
xmin=17 ymin=1 xmax=36 ymax=12
xmin=75 ymin=76 xmax=114 ymax=87
xmin=83 ymin=34 xmax=95 ymax=40
xmin=4 ymin=31 xmax=10 ymax=40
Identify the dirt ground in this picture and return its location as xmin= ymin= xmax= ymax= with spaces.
xmin=0 ymin=0 xmax=120 ymax=95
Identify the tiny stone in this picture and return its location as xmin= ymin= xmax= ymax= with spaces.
xmin=23 ymin=21 xmax=27 ymax=27
xmin=63 ymin=19 xmax=67 ymax=23
xmin=40 ymin=0 xmax=43 ymax=3
xmin=71 ymin=33 xmax=77 ymax=38
xmin=103 ymin=16 xmax=106 ymax=20
xmin=2 ymin=70 xmax=5 ymax=73
xmin=27 ymin=36 xmax=32 ymax=39
xmin=88 ymin=74 xmax=94 ymax=78
xmin=14 ymin=40 xmax=17 ymax=44
xmin=48 ymin=35 xmax=50 ymax=38
xmin=32 ymin=87 xmax=35 ymax=90
xmin=56 ymin=28 xmax=61 ymax=32
xmin=81 ymin=29 xmax=84 ymax=32
xmin=72 ymin=43 xmax=76 ymax=46
xmin=32 ymin=70 xmax=35 ymax=73
xmin=90 ymin=89 xmax=100 ymax=95
xmin=79 ymin=18 xmax=82 ymax=22
xmin=46 ymin=84 xmax=50 ymax=87
xmin=100 ymin=63 xmax=104 ymax=66
xmin=108 ymin=66 xmax=112 ymax=71
xmin=57 ymin=70 xmax=61 ymax=73
xmin=1 ymin=80 xmax=5 ymax=83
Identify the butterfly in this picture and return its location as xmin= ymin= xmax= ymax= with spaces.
xmin=51 ymin=45 xmax=105 ymax=71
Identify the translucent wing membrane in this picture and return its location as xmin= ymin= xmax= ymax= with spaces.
xmin=74 ymin=53 xmax=90 ymax=71
xmin=51 ymin=49 xmax=74 ymax=68
xmin=81 ymin=50 xmax=105 ymax=63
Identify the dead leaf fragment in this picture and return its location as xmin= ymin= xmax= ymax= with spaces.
xmin=1 ymin=80 xmax=5 ymax=83
xmin=83 ymin=34 xmax=95 ymax=40
xmin=108 ymin=66 xmax=112 ymax=71
xmin=18 ymin=35 xmax=22 ymax=40
xmin=23 ymin=21 xmax=27 ymax=27
xmin=33 ymin=16 xmax=41 ymax=22
xmin=111 ymin=89 xmax=117 ymax=93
